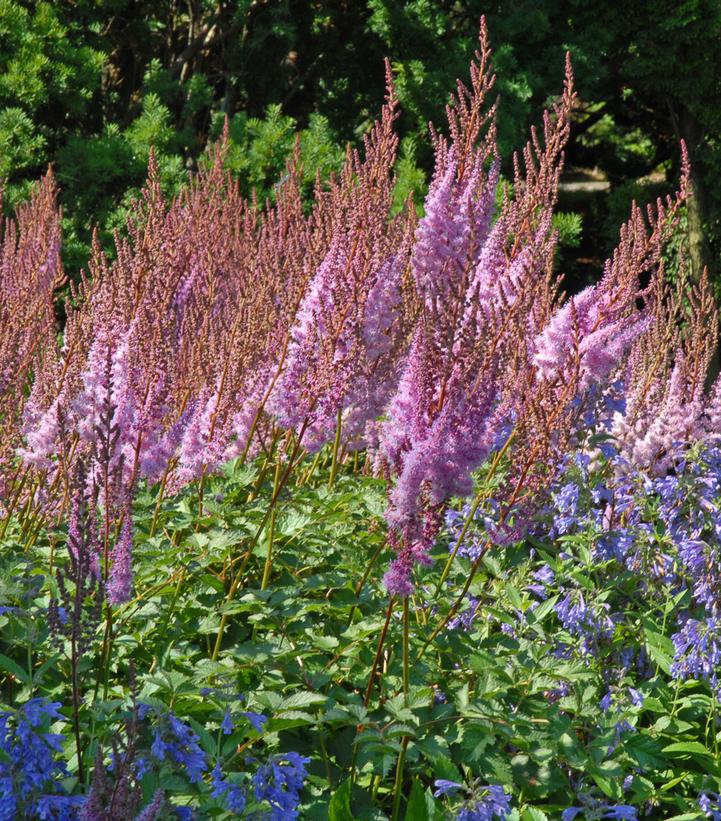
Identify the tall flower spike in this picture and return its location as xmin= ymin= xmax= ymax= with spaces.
xmin=612 ymin=231 xmax=718 ymax=472
xmin=107 ymin=511 xmax=133 ymax=605
xmin=1 ymin=172 xmax=63 ymax=498
xmin=380 ymin=28 xmax=575 ymax=595
xmin=270 ymin=61 xmax=415 ymax=453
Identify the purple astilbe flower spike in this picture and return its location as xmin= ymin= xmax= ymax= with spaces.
xmin=380 ymin=35 xmax=576 ymax=594
xmin=269 ymin=65 xmax=415 ymax=455
xmin=107 ymin=512 xmax=133 ymax=605
xmin=533 ymin=282 xmax=648 ymax=390
xmin=0 ymin=172 xmax=63 ymax=496
xmin=611 ymin=252 xmax=717 ymax=473
xmin=133 ymin=790 xmax=165 ymax=821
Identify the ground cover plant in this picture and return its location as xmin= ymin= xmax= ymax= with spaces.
xmin=3 ymin=20 xmax=721 ymax=820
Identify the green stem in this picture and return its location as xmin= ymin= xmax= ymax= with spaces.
xmin=149 ymin=465 xmax=171 ymax=537
xmin=431 ymin=430 xmax=515 ymax=601
xmin=211 ymin=423 xmax=308 ymax=661
xmin=317 ymin=728 xmax=334 ymax=788
xmin=363 ymin=597 xmax=395 ymax=707
xmin=346 ymin=538 xmax=386 ymax=626
xmin=390 ymin=735 xmax=409 ymax=821
xmin=196 ymin=467 xmax=207 ymax=527
xmin=328 ymin=408 xmax=343 ymax=489
xmin=402 ymin=598 xmax=410 ymax=699
xmin=298 ymin=450 xmax=323 ymax=486
xmin=260 ymin=458 xmax=283 ymax=591
xmin=247 ymin=428 xmax=283 ymax=502
xmin=0 ymin=464 xmax=28 ymax=540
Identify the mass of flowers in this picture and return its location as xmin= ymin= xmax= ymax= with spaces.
xmin=1 ymin=19 xmax=721 ymax=821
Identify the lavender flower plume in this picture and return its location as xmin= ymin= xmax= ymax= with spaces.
xmin=379 ymin=33 xmax=575 ymax=595
xmin=107 ymin=513 xmax=133 ymax=605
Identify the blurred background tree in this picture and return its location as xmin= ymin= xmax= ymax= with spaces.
xmin=1 ymin=0 xmax=719 ymax=288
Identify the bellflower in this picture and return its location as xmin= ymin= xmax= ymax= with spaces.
xmin=0 ymin=699 xmax=80 ymax=821
xmin=139 ymin=705 xmax=208 ymax=784
xmin=252 ymin=751 xmax=310 ymax=821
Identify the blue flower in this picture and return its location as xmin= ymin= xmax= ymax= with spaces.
xmin=140 ymin=704 xmax=208 ymax=783
xmin=434 ymin=779 xmax=464 ymax=797
xmin=627 ymin=687 xmax=643 ymax=708
xmin=241 ymin=711 xmax=267 ymax=733
xmin=555 ymin=591 xmax=613 ymax=651
xmin=252 ymin=751 xmax=309 ymax=820
xmin=700 ymin=791 xmax=721 ymax=820
xmin=447 ymin=596 xmax=481 ymax=631
xmin=0 ymin=699 xmax=77 ymax=821
xmin=671 ymin=617 xmax=721 ymax=688
xmin=456 ymin=785 xmax=511 ymax=820
xmin=221 ymin=709 xmax=234 ymax=735
xmin=552 ymin=482 xmax=580 ymax=534
xmin=210 ymin=762 xmax=247 ymax=814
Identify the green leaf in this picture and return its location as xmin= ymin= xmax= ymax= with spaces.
xmin=662 ymin=741 xmax=714 ymax=757
xmin=525 ymin=595 xmax=558 ymax=626
xmin=280 ymin=691 xmax=327 ymax=711
xmin=664 ymin=815 xmax=706 ymax=821
xmin=328 ymin=778 xmax=354 ymax=821
xmin=406 ymin=779 xmax=429 ymax=821
xmin=0 ymin=653 xmax=30 ymax=685
xmin=522 ymin=808 xmax=550 ymax=821
xmin=644 ymin=624 xmax=674 ymax=674
xmin=432 ymin=754 xmax=462 ymax=783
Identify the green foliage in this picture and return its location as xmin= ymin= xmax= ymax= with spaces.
xmin=0 ymin=108 xmax=45 ymax=180
xmin=1 ymin=447 xmax=721 ymax=816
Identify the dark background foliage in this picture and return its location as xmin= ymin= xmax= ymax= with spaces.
xmin=2 ymin=0 xmax=720 ymax=289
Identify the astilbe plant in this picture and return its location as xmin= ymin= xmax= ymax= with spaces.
xmin=378 ymin=24 xmax=577 ymax=594
xmin=48 ymin=467 xmax=105 ymax=786
xmin=5 ymin=20 xmax=721 ymax=818
xmin=81 ymin=671 xmax=164 ymax=821
xmin=0 ymin=172 xmax=63 ymax=510
xmin=269 ymin=63 xmax=417 ymax=454
xmin=612 ymin=259 xmax=719 ymax=473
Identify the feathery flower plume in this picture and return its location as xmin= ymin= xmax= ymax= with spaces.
xmin=380 ymin=22 xmax=576 ymax=594
xmin=612 ymin=244 xmax=717 ymax=472
xmin=0 ymin=172 xmax=63 ymax=500
xmin=270 ymin=62 xmax=416 ymax=453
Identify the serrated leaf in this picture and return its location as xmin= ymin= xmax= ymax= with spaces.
xmin=522 ymin=808 xmax=550 ymax=821
xmin=432 ymin=754 xmax=462 ymax=783
xmin=280 ymin=691 xmax=327 ymax=711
